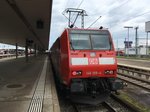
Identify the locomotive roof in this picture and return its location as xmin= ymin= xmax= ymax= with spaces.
xmin=66 ymin=28 xmax=109 ymax=31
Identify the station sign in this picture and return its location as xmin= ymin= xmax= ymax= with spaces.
xmin=124 ymin=41 xmax=133 ymax=48
xmin=145 ymin=21 xmax=150 ymax=32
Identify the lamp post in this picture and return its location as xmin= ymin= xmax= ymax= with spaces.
xmin=146 ymin=32 xmax=149 ymax=56
xmin=145 ymin=21 xmax=150 ymax=57
xmin=124 ymin=26 xmax=133 ymax=56
xmin=135 ymin=26 xmax=139 ymax=57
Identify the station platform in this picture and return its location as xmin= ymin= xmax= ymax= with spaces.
xmin=117 ymin=58 xmax=150 ymax=68
xmin=0 ymin=55 xmax=60 ymax=112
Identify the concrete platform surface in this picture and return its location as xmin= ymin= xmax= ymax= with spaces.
xmin=0 ymin=55 xmax=60 ymax=112
xmin=117 ymin=58 xmax=150 ymax=68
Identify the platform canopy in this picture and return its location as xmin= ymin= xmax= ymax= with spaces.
xmin=0 ymin=0 xmax=52 ymax=50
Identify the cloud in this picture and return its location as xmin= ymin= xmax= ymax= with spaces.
xmin=49 ymin=0 xmax=150 ymax=49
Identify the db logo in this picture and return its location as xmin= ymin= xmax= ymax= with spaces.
xmin=89 ymin=58 xmax=98 ymax=65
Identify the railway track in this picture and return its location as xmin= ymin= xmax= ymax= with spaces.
xmin=71 ymin=102 xmax=116 ymax=112
xmin=56 ymin=66 xmax=149 ymax=112
xmin=102 ymin=102 xmax=117 ymax=112
xmin=117 ymin=64 xmax=150 ymax=91
xmin=69 ymin=95 xmax=135 ymax=112
xmin=58 ymin=93 xmax=139 ymax=112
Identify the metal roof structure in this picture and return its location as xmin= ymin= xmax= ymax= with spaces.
xmin=0 ymin=0 xmax=52 ymax=50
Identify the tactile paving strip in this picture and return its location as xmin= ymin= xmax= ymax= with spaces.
xmin=28 ymin=57 xmax=47 ymax=112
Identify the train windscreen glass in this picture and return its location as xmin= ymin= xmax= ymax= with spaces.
xmin=91 ymin=34 xmax=111 ymax=50
xmin=69 ymin=30 xmax=112 ymax=50
xmin=70 ymin=34 xmax=91 ymax=50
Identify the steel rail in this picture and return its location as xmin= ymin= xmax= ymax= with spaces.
xmin=72 ymin=104 xmax=80 ymax=112
xmin=71 ymin=99 xmax=131 ymax=112
xmin=118 ymin=67 xmax=150 ymax=77
xmin=118 ymin=64 xmax=150 ymax=82
xmin=110 ymin=94 xmax=141 ymax=112
xmin=118 ymin=75 xmax=150 ymax=91
xmin=67 ymin=95 xmax=140 ymax=112
xmin=102 ymin=102 xmax=117 ymax=112
xmin=71 ymin=103 xmax=115 ymax=112
xmin=117 ymin=64 xmax=150 ymax=91
xmin=118 ymin=65 xmax=150 ymax=77
xmin=118 ymin=72 xmax=150 ymax=84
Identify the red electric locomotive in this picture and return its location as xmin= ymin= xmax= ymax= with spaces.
xmin=51 ymin=28 xmax=124 ymax=104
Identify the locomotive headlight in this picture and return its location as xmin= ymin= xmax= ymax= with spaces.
xmin=104 ymin=70 xmax=114 ymax=75
xmin=72 ymin=71 xmax=82 ymax=76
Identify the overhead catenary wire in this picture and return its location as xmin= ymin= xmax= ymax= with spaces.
xmin=89 ymin=0 xmax=129 ymax=16
xmin=85 ymin=0 xmax=129 ymax=29
xmin=63 ymin=0 xmax=146 ymax=29
xmin=127 ymin=10 xmax=150 ymax=21
xmin=109 ymin=10 xmax=150 ymax=29
xmin=64 ymin=0 xmax=70 ymax=9
xmin=62 ymin=0 xmax=84 ymax=28
xmin=77 ymin=0 xmax=84 ymax=9
xmin=114 ymin=0 xmax=129 ymax=10
xmin=70 ymin=0 xmax=84 ymax=22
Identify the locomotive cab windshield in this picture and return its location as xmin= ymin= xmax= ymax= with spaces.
xmin=69 ymin=29 xmax=112 ymax=50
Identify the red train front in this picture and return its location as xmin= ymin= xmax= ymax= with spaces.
xmin=51 ymin=28 xmax=124 ymax=104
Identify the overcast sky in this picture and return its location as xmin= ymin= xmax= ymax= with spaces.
xmin=49 ymin=0 xmax=150 ymax=49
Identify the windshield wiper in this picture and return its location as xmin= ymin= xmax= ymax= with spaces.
xmin=70 ymin=41 xmax=75 ymax=51
xmin=109 ymin=43 xmax=112 ymax=51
